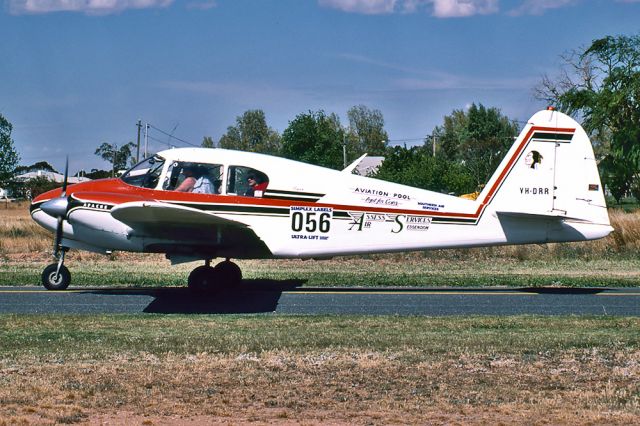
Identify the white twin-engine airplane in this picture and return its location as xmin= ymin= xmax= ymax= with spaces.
xmin=31 ymin=109 xmax=613 ymax=290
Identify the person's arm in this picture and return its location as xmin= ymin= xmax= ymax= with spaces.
xmin=175 ymin=177 xmax=196 ymax=192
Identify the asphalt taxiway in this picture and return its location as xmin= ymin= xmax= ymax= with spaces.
xmin=0 ymin=285 xmax=639 ymax=315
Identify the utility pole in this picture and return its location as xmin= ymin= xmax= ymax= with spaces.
xmin=342 ymin=132 xmax=347 ymax=169
xmin=144 ymin=123 xmax=149 ymax=159
xmin=431 ymin=134 xmax=437 ymax=157
xmin=112 ymin=143 xmax=117 ymax=178
xmin=135 ymin=119 xmax=142 ymax=163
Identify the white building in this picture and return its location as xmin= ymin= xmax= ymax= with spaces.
xmin=15 ymin=170 xmax=91 ymax=184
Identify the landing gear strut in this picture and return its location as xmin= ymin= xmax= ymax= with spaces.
xmin=188 ymin=258 xmax=242 ymax=292
xmin=42 ymin=248 xmax=71 ymax=290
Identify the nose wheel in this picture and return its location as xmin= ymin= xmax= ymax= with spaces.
xmin=188 ymin=259 xmax=242 ymax=292
xmin=42 ymin=249 xmax=71 ymax=290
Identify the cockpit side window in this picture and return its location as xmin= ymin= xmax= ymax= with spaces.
xmin=164 ymin=162 xmax=223 ymax=194
xmin=121 ymin=156 xmax=165 ymax=189
xmin=227 ymin=166 xmax=269 ymax=197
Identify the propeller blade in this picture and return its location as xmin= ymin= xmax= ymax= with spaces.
xmin=61 ymin=156 xmax=69 ymax=197
xmin=51 ymin=155 xmax=69 ymax=256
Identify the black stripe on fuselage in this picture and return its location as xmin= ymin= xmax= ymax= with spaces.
xmin=263 ymin=194 xmax=322 ymax=202
xmin=265 ymin=189 xmax=325 ymax=198
xmin=531 ymin=132 xmax=574 ymax=143
xmin=169 ymin=202 xmax=290 ymax=216
xmin=431 ymin=217 xmax=477 ymax=224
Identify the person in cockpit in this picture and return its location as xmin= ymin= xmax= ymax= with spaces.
xmin=245 ymin=173 xmax=268 ymax=197
xmin=192 ymin=167 xmax=215 ymax=194
xmin=175 ymin=165 xmax=197 ymax=192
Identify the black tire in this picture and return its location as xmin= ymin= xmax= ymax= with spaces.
xmin=42 ymin=263 xmax=71 ymax=290
xmin=187 ymin=265 xmax=216 ymax=292
xmin=213 ymin=261 xmax=242 ymax=287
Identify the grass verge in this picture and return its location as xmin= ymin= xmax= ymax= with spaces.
xmin=2 ymin=255 xmax=640 ymax=288
xmin=0 ymin=315 xmax=638 ymax=424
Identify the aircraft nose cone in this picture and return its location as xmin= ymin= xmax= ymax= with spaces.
xmin=40 ymin=197 xmax=69 ymax=218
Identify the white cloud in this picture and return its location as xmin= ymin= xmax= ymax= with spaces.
xmin=431 ymin=0 xmax=498 ymax=17
xmin=7 ymin=0 xmax=174 ymax=15
xmin=394 ymin=74 xmax=539 ymax=90
xmin=508 ymin=0 xmax=578 ymax=16
xmin=318 ymin=0 xmax=398 ymax=15
xmin=337 ymin=53 xmax=428 ymax=75
xmin=319 ymin=0 xmax=499 ymax=17
xmin=338 ymin=52 xmax=537 ymax=90
xmin=157 ymin=80 xmax=312 ymax=106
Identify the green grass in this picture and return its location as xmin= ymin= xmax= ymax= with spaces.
xmin=1 ymin=315 xmax=638 ymax=361
xmin=2 ymin=256 xmax=640 ymax=287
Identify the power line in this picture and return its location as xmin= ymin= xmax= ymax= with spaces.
xmin=147 ymin=124 xmax=199 ymax=147
xmin=146 ymin=134 xmax=179 ymax=147
xmin=386 ymin=137 xmax=426 ymax=143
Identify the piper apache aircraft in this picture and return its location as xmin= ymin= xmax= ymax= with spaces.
xmin=31 ymin=109 xmax=613 ymax=290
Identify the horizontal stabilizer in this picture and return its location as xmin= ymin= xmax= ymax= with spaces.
xmin=496 ymin=211 xmax=581 ymax=222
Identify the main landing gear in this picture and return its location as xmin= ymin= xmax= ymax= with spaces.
xmin=187 ymin=259 xmax=242 ymax=292
xmin=42 ymin=248 xmax=71 ymax=290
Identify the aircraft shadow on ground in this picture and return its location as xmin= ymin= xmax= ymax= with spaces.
xmin=519 ymin=287 xmax=606 ymax=295
xmin=86 ymin=279 xmax=306 ymax=314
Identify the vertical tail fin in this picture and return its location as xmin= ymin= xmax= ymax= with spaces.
xmin=477 ymin=109 xmax=612 ymax=241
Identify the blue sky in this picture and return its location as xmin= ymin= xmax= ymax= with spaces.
xmin=1 ymin=0 xmax=639 ymax=173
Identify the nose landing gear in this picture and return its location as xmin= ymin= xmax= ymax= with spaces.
xmin=42 ymin=248 xmax=71 ymax=290
xmin=40 ymin=156 xmax=72 ymax=291
xmin=187 ymin=258 xmax=242 ymax=292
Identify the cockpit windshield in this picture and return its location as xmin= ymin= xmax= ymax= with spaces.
xmin=121 ymin=155 xmax=165 ymax=188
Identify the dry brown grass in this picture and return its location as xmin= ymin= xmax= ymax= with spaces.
xmin=0 ymin=315 xmax=639 ymax=425
xmin=1 ymin=348 xmax=638 ymax=424
xmin=0 ymin=201 xmax=52 ymax=257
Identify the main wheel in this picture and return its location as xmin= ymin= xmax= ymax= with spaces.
xmin=213 ymin=260 xmax=242 ymax=287
xmin=187 ymin=265 xmax=216 ymax=292
xmin=42 ymin=263 xmax=71 ymax=290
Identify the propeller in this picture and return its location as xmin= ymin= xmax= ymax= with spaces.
xmin=40 ymin=157 xmax=69 ymax=256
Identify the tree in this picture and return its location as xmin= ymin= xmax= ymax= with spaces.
xmin=14 ymin=161 xmax=58 ymax=175
xmin=281 ymin=110 xmax=345 ymax=169
xmin=430 ymin=104 xmax=519 ymax=188
xmin=347 ymin=105 xmax=389 ymax=156
xmin=535 ymin=34 xmax=640 ymax=202
xmin=86 ymin=169 xmax=111 ymax=180
xmin=0 ymin=113 xmax=20 ymax=186
xmin=94 ymin=142 xmax=136 ymax=175
xmin=218 ymin=110 xmax=281 ymax=154
xmin=23 ymin=175 xmax=60 ymax=198
xmin=201 ymin=136 xmax=215 ymax=148
xmin=374 ymin=145 xmax=475 ymax=195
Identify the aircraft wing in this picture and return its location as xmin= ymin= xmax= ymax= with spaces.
xmin=110 ymin=201 xmax=271 ymax=258
xmin=111 ymin=201 xmax=248 ymax=229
